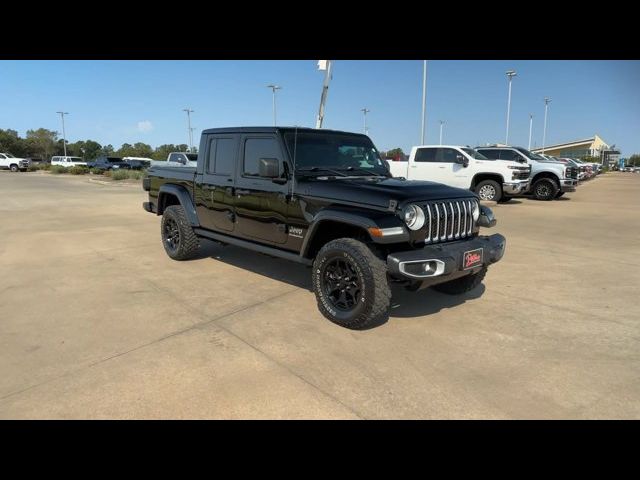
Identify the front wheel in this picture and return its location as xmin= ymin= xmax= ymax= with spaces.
xmin=161 ymin=205 xmax=200 ymax=260
xmin=555 ymin=191 xmax=565 ymax=198
xmin=432 ymin=267 xmax=487 ymax=295
xmin=312 ymin=238 xmax=391 ymax=330
xmin=475 ymin=180 xmax=503 ymax=202
xmin=532 ymin=178 xmax=559 ymax=201
xmin=10 ymin=164 xmax=19 ymax=172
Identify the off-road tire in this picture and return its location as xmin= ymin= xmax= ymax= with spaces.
xmin=555 ymin=191 xmax=565 ymax=198
xmin=475 ymin=180 xmax=502 ymax=202
xmin=10 ymin=164 xmax=19 ymax=172
xmin=161 ymin=205 xmax=200 ymax=260
xmin=432 ymin=267 xmax=487 ymax=295
xmin=312 ymin=238 xmax=391 ymax=330
xmin=498 ymin=196 xmax=513 ymax=203
xmin=532 ymin=178 xmax=559 ymax=201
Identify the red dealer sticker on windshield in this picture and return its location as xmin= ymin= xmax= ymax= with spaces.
xmin=462 ymin=248 xmax=484 ymax=270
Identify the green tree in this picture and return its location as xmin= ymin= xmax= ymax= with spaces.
xmin=25 ymin=128 xmax=59 ymax=161
xmin=0 ymin=129 xmax=28 ymax=157
xmin=385 ymin=148 xmax=405 ymax=161
xmin=152 ymin=144 xmax=178 ymax=160
xmin=101 ymin=144 xmax=115 ymax=156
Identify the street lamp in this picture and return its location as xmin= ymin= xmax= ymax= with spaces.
xmin=542 ymin=97 xmax=552 ymax=154
xmin=528 ymin=114 xmax=533 ymax=150
xmin=421 ymin=60 xmax=427 ymax=144
xmin=439 ymin=120 xmax=445 ymax=145
xmin=361 ymin=108 xmax=370 ymax=135
xmin=183 ymin=108 xmax=194 ymax=152
xmin=505 ymin=70 xmax=517 ymax=145
xmin=266 ymin=85 xmax=282 ymax=126
xmin=56 ymin=111 xmax=69 ymax=157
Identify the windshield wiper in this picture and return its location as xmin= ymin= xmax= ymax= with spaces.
xmin=296 ymin=167 xmax=349 ymax=177
xmin=343 ymin=166 xmax=387 ymax=177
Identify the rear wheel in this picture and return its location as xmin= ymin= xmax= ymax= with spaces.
xmin=475 ymin=180 xmax=502 ymax=202
xmin=532 ymin=178 xmax=559 ymax=201
xmin=161 ymin=205 xmax=200 ymax=260
xmin=312 ymin=238 xmax=391 ymax=330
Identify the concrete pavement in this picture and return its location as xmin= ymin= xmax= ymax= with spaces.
xmin=0 ymin=171 xmax=638 ymax=418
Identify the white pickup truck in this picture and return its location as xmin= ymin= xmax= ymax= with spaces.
xmin=0 ymin=152 xmax=31 ymax=172
xmin=150 ymin=152 xmax=198 ymax=168
xmin=387 ymin=145 xmax=531 ymax=202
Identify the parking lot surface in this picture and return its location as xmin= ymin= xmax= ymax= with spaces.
xmin=1 ymin=171 xmax=639 ymax=419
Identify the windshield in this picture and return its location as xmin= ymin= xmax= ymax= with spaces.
xmin=107 ymin=157 xmax=123 ymax=163
xmin=5 ymin=152 xmax=16 ymax=158
xmin=284 ymin=132 xmax=388 ymax=175
xmin=516 ymin=147 xmax=546 ymax=161
xmin=462 ymin=148 xmax=488 ymax=160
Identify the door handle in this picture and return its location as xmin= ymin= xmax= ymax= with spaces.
xmin=236 ymin=189 xmax=251 ymax=196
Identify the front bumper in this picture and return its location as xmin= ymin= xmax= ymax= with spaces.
xmin=503 ymin=180 xmax=530 ymax=195
xmin=560 ymin=179 xmax=577 ymax=192
xmin=387 ymin=234 xmax=506 ymax=286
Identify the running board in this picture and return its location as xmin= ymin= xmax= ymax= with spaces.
xmin=193 ymin=228 xmax=312 ymax=266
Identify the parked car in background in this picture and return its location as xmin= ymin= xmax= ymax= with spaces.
xmin=386 ymin=145 xmax=530 ymax=202
xmin=122 ymin=157 xmax=152 ymax=170
xmin=87 ymin=156 xmax=128 ymax=171
xmin=0 ymin=152 xmax=31 ymax=171
xmin=475 ymin=145 xmax=578 ymax=200
xmin=150 ymin=152 xmax=198 ymax=168
xmin=51 ymin=156 xmax=87 ymax=167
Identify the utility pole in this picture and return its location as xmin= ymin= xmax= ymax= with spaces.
xmin=439 ymin=120 xmax=445 ymax=145
xmin=505 ymin=70 xmax=517 ymax=144
xmin=183 ymin=108 xmax=194 ymax=152
xmin=361 ymin=108 xmax=370 ymax=135
xmin=266 ymin=85 xmax=282 ymax=126
xmin=316 ymin=60 xmax=333 ymax=129
xmin=56 ymin=112 xmax=69 ymax=157
xmin=421 ymin=60 xmax=427 ymax=145
xmin=542 ymin=97 xmax=551 ymax=154
xmin=528 ymin=114 xmax=533 ymax=150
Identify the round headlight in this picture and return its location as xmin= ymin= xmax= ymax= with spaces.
xmin=402 ymin=204 xmax=426 ymax=231
xmin=471 ymin=201 xmax=480 ymax=222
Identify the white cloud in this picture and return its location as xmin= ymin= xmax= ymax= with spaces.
xmin=137 ymin=120 xmax=153 ymax=133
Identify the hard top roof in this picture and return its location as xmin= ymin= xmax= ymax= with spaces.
xmin=201 ymin=126 xmax=368 ymax=136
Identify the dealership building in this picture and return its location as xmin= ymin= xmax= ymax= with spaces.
xmin=531 ymin=134 xmax=620 ymax=165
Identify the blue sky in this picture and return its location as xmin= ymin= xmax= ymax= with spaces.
xmin=1 ymin=60 xmax=639 ymax=156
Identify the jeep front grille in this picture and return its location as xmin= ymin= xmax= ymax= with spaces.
xmin=422 ymin=199 xmax=477 ymax=244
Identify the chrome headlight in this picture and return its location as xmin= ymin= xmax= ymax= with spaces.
xmin=471 ymin=201 xmax=480 ymax=222
xmin=402 ymin=204 xmax=426 ymax=231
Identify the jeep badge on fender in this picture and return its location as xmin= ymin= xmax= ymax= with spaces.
xmin=142 ymin=127 xmax=506 ymax=329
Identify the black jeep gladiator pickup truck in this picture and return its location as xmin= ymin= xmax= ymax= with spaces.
xmin=143 ymin=127 xmax=506 ymax=329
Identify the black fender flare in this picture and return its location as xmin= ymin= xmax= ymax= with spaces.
xmin=158 ymin=184 xmax=199 ymax=227
xmin=300 ymin=208 xmax=408 ymax=258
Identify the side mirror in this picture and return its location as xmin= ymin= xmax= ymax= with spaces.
xmin=259 ymin=158 xmax=280 ymax=178
xmin=456 ymin=154 xmax=469 ymax=168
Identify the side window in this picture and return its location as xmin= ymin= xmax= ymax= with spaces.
xmin=243 ymin=137 xmax=281 ymax=177
xmin=498 ymin=149 xmax=518 ymax=161
xmin=414 ymin=148 xmax=437 ymax=162
xmin=438 ymin=148 xmax=459 ymax=163
xmin=0 ymin=154 xmax=6 ymax=159
xmin=206 ymin=138 xmax=216 ymax=174
xmin=477 ymin=149 xmax=497 ymax=159
xmin=168 ymin=153 xmax=177 ymax=163
xmin=214 ymin=138 xmax=236 ymax=175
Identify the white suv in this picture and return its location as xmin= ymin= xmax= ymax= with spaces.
xmin=386 ymin=145 xmax=531 ymax=202
xmin=0 ymin=152 xmax=31 ymax=172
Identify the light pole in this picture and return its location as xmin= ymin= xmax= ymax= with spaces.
xmin=505 ymin=70 xmax=517 ymax=145
xmin=420 ymin=60 xmax=427 ymax=145
xmin=542 ymin=97 xmax=551 ymax=154
xmin=266 ymin=84 xmax=282 ymax=126
xmin=361 ymin=108 xmax=370 ymax=135
xmin=56 ymin=112 xmax=69 ymax=157
xmin=528 ymin=114 xmax=533 ymax=150
xmin=183 ymin=108 xmax=194 ymax=152
xmin=439 ymin=120 xmax=445 ymax=145
xmin=190 ymin=127 xmax=197 ymax=152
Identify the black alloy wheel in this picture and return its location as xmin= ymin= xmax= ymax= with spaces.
xmin=321 ymin=257 xmax=362 ymax=311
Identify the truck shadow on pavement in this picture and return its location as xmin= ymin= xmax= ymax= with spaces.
xmin=195 ymin=240 xmax=486 ymax=325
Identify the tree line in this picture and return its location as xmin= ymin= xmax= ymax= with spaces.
xmin=0 ymin=128 xmax=195 ymax=161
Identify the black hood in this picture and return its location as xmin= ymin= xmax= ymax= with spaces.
xmin=297 ymin=177 xmax=476 ymax=209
